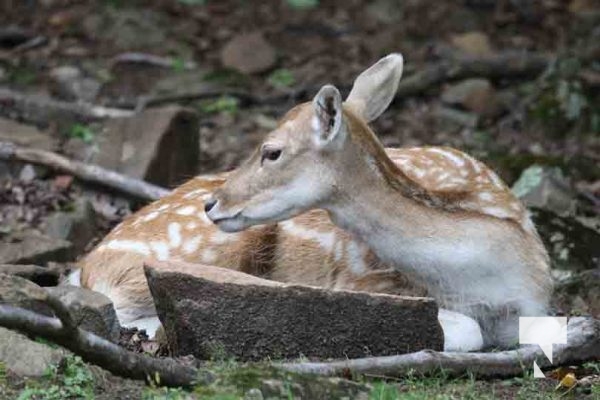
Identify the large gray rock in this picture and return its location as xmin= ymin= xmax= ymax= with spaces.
xmin=0 ymin=264 xmax=60 ymax=286
xmin=0 ymin=327 xmax=66 ymax=377
xmin=92 ymin=106 xmax=199 ymax=187
xmin=0 ymin=231 xmax=72 ymax=265
xmin=43 ymin=198 xmax=98 ymax=258
xmin=512 ymin=166 xmax=577 ymax=215
xmin=0 ymin=273 xmax=53 ymax=316
xmin=0 ymin=117 xmax=56 ymax=151
xmin=531 ymin=208 xmax=600 ymax=272
xmin=553 ymin=269 xmax=599 ymax=317
xmin=145 ymin=261 xmax=443 ymax=361
xmin=45 ymin=285 xmax=121 ymax=342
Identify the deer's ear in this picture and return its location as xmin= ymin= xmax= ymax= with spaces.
xmin=312 ymin=84 xmax=343 ymax=148
xmin=345 ymin=53 xmax=403 ymax=122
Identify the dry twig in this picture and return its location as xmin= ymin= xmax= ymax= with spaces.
xmin=0 ymin=142 xmax=171 ymax=201
xmin=277 ymin=318 xmax=600 ymax=379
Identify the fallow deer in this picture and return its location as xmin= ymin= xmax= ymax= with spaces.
xmin=76 ymin=54 xmax=552 ymax=352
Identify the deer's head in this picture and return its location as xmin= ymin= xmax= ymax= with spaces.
xmin=205 ymin=54 xmax=404 ymax=232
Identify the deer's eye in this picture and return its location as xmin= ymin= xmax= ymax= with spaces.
xmin=261 ymin=147 xmax=282 ymax=165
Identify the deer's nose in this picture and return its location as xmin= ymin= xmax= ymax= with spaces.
xmin=204 ymin=198 xmax=217 ymax=213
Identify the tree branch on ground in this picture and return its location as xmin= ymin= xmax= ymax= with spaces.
xmin=277 ymin=318 xmax=600 ymax=379
xmin=0 ymin=302 xmax=207 ymax=388
xmin=0 ymin=142 xmax=171 ymax=201
xmin=0 ymin=88 xmax=133 ymax=127
xmin=1 ymin=297 xmax=598 ymax=387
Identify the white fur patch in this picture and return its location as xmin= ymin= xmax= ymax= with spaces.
xmin=142 ymin=211 xmax=160 ymax=222
xmin=176 ymin=205 xmax=196 ymax=216
xmin=346 ymin=241 xmax=367 ymax=275
xmin=478 ymin=192 xmax=494 ymax=201
xmin=157 ymin=204 xmax=170 ymax=211
xmin=168 ymin=223 xmax=182 ymax=248
xmin=202 ymin=249 xmax=217 ymax=264
xmin=280 ymin=220 xmax=335 ymax=251
xmin=106 ymin=240 xmax=151 ymax=256
xmin=185 ymin=222 xmax=198 ymax=230
xmin=183 ymin=189 xmax=207 ymax=199
xmin=66 ymin=269 xmax=81 ymax=286
xmin=438 ymin=309 xmax=484 ymax=351
xmin=427 ymin=148 xmax=466 ymax=167
xmin=183 ymin=235 xmax=203 ymax=254
xmin=150 ymin=241 xmax=170 ymax=260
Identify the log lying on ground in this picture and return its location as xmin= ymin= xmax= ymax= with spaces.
xmin=0 ymin=142 xmax=171 ymax=201
xmin=0 ymin=303 xmax=207 ymax=388
xmin=278 ymin=317 xmax=600 ymax=379
xmin=0 ymin=88 xmax=133 ymax=127
xmin=0 ymin=281 xmax=598 ymax=386
xmin=144 ymin=261 xmax=444 ymax=361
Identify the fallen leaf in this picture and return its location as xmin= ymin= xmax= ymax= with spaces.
xmin=555 ymin=372 xmax=577 ymax=390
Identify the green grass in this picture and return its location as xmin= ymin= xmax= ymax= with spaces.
xmin=17 ymin=355 xmax=94 ymax=400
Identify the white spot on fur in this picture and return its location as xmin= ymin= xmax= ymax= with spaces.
xmin=211 ymin=230 xmax=233 ymax=245
xmin=183 ymin=235 xmax=203 ymax=254
xmin=168 ymin=223 xmax=182 ymax=248
xmin=347 ymin=241 xmax=367 ymax=275
xmin=478 ymin=192 xmax=494 ymax=201
xmin=157 ymin=204 xmax=170 ymax=211
xmin=202 ymin=249 xmax=217 ymax=263
xmin=483 ymin=206 xmax=512 ymax=219
xmin=488 ymin=171 xmax=504 ymax=188
xmin=176 ymin=205 xmax=196 ymax=216
xmin=185 ymin=222 xmax=198 ymax=230
xmin=150 ymin=241 xmax=170 ymax=260
xmin=280 ymin=220 xmax=335 ymax=251
xmin=106 ymin=240 xmax=151 ymax=255
xmin=142 ymin=211 xmax=159 ymax=222
xmin=427 ymin=148 xmax=466 ymax=167
xmin=183 ymin=189 xmax=207 ymax=199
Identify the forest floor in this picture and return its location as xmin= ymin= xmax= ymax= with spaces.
xmin=0 ymin=0 xmax=599 ymax=398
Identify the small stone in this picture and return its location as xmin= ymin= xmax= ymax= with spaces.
xmin=0 ymin=117 xmax=56 ymax=151
xmin=441 ymin=78 xmax=499 ymax=116
xmin=18 ymin=164 xmax=36 ymax=182
xmin=450 ymin=31 xmax=493 ymax=56
xmin=221 ymin=32 xmax=276 ymax=74
xmin=46 ymin=285 xmax=121 ymax=342
xmin=244 ymin=388 xmax=264 ymax=400
xmin=0 ymin=327 xmax=66 ymax=377
xmin=433 ymin=105 xmax=479 ymax=129
xmin=49 ymin=65 xmax=100 ymax=103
